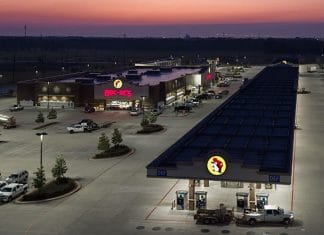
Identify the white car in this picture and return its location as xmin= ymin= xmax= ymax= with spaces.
xmin=0 ymin=183 xmax=28 ymax=202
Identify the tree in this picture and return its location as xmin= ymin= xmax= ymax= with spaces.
xmin=35 ymin=111 xmax=45 ymax=123
xmin=98 ymin=133 xmax=110 ymax=151
xmin=141 ymin=116 xmax=149 ymax=127
xmin=33 ymin=167 xmax=46 ymax=189
xmin=111 ymin=128 xmax=122 ymax=147
xmin=47 ymin=108 xmax=57 ymax=119
xmin=148 ymin=112 xmax=157 ymax=124
xmin=51 ymin=155 xmax=68 ymax=184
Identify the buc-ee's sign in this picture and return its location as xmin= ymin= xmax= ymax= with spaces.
xmin=207 ymin=156 xmax=227 ymax=176
xmin=113 ymin=79 xmax=123 ymax=89
xmin=104 ymin=79 xmax=133 ymax=98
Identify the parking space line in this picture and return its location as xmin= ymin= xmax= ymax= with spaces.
xmin=145 ymin=179 xmax=180 ymax=220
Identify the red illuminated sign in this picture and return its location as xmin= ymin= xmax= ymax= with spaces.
xmin=205 ymin=73 xmax=213 ymax=80
xmin=104 ymin=89 xmax=133 ymax=98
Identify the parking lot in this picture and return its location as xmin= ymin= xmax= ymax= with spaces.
xmin=4 ymin=65 xmax=323 ymax=235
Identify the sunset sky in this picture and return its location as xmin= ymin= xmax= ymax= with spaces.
xmin=1 ymin=0 xmax=324 ymax=37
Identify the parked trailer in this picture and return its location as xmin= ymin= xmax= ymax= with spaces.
xmin=194 ymin=204 xmax=234 ymax=224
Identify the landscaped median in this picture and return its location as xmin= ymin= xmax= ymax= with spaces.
xmin=93 ymin=145 xmax=133 ymax=159
xmin=15 ymin=178 xmax=81 ymax=203
xmin=137 ymin=123 xmax=165 ymax=134
xmin=92 ymin=128 xmax=134 ymax=159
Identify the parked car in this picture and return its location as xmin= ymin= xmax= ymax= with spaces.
xmin=196 ymin=93 xmax=210 ymax=100
xmin=242 ymin=205 xmax=294 ymax=225
xmin=9 ymin=104 xmax=24 ymax=112
xmin=207 ymin=90 xmax=216 ymax=95
xmin=5 ymin=170 xmax=28 ymax=184
xmin=174 ymin=105 xmax=191 ymax=112
xmin=218 ymin=90 xmax=229 ymax=95
xmin=0 ymin=181 xmax=7 ymax=190
xmin=0 ymin=183 xmax=28 ymax=202
xmin=84 ymin=106 xmax=95 ymax=113
xmin=151 ymin=108 xmax=162 ymax=116
xmin=217 ymin=82 xmax=230 ymax=87
xmin=190 ymin=98 xmax=201 ymax=106
xmin=129 ymin=108 xmax=142 ymax=116
xmin=215 ymin=94 xmax=223 ymax=99
xmin=184 ymin=101 xmax=195 ymax=108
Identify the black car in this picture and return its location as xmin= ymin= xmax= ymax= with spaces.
xmin=196 ymin=93 xmax=209 ymax=100
xmin=215 ymin=94 xmax=223 ymax=99
xmin=84 ymin=106 xmax=95 ymax=113
xmin=174 ymin=105 xmax=191 ymax=112
xmin=218 ymin=90 xmax=229 ymax=95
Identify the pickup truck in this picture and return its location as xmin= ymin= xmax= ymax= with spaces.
xmin=242 ymin=205 xmax=294 ymax=225
xmin=0 ymin=183 xmax=28 ymax=202
xmin=67 ymin=124 xmax=92 ymax=134
xmin=9 ymin=104 xmax=24 ymax=112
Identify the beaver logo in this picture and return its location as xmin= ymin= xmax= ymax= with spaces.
xmin=113 ymin=79 xmax=123 ymax=89
xmin=207 ymin=156 xmax=226 ymax=176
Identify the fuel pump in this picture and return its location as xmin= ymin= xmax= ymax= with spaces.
xmin=176 ymin=190 xmax=188 ymax=210
xmin=236 ymin=192 xmax=248 ymax=210
xmin=195 ymin=191 xmax=207 ymax=209
xmin=256 ymin=193 xmax=269 ymax=209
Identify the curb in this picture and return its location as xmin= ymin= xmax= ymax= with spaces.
xmin=89 ymin=147 xmax=135 ymax=160
xmin=136 ymin=126 xmax=167 ymax=135
xmin=14 ymin=180 xmax=82 ymax=204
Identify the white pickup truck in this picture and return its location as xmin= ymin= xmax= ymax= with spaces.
xmin=243 ymin=205 xmax=294 ymax=225
xmin=0 ymin=183 xmax=28 ymax=202
xmin=67 ymin=124 xmax=92 ymax=134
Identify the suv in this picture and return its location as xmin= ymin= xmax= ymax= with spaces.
xmin=9 ymin=104 xmax=24 ymax=112
xmin=5 ymin=170 xmax=28 ymax=184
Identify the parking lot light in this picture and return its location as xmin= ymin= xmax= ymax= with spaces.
xmin=47 ymin=81 xmax=50 ymax=109
xmin=36 ymin=132 xmax=47 ymax=169
xmin=141 ymin=96 xmax=147 ymax=121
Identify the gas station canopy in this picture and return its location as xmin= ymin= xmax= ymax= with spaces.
xmin=147 ymin=64 xmax=298 ymax=185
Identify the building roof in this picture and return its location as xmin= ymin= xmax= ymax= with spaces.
xmin=147 ymin=64 xmax=298 ymax=179
xmin=49 ymin=68 xmax=201 ymax=86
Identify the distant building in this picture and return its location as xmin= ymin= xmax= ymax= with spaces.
xmin=17 ymin=65 xmax=216 ymax=110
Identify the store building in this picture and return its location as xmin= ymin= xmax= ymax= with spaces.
xmin=17 ymin=66 xmax=216 ymax=110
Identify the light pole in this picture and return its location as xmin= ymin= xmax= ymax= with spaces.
xmin=36 ymin=132 xmax=47 ymax=169
xmin=141 ymin=95 xmax=147 ymax=121
xmin=47 ymin=81 xmax=50 ymax=109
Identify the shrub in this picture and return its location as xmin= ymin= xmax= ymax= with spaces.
xmin=98 ymin=133 xmax=110 ymax=151
xmin=141 ymin=117 xmax=149 ymax=127
xmin=47 ymin=108 xmax=57 ymax=119
xmin=35 ymin=111 xmax=45 ymax=123
xmin=94 ymin=145 xmax=131 ymax=159
xmin=22 ymin=178 xmax=77 ymax=201
xmin=32 ymin=166 xmax=46 ymax=189
xmin=111 ymin=128 xmax=122 ymax=147
xmin=51 ymin=155 xmax=68 ymax=184
xmin=148 ymin=112 xmax=157 ymax=124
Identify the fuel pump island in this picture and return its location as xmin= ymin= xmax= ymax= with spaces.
xmin=146 ymin=64 xmax=298 ymax=220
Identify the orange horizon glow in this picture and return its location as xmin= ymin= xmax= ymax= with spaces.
xmin=1 ymin=0 xmax=324 ymax=25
